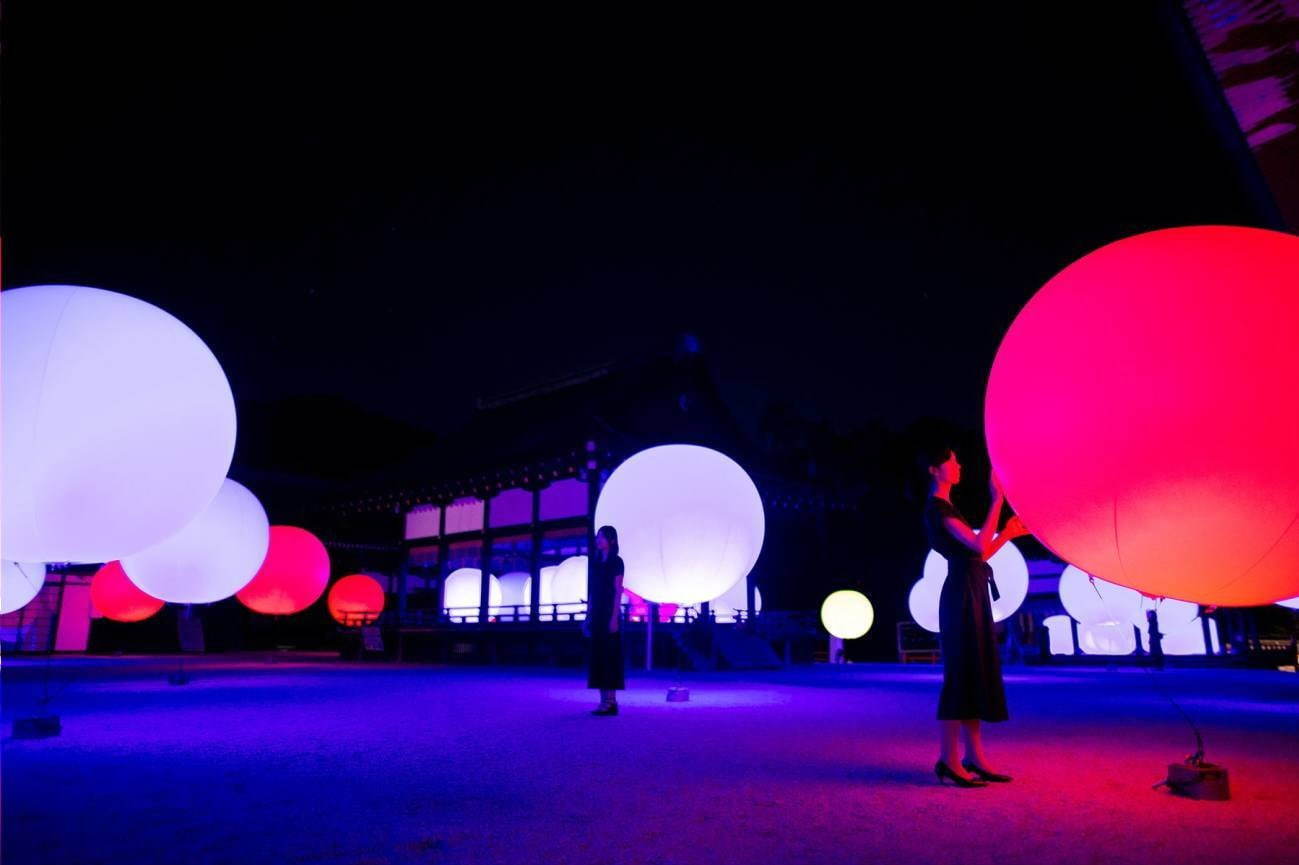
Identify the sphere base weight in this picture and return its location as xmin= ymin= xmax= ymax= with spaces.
xmin=1155 ymin=760 xmax=1230 ymax=801
xmin=13 ymin=715 xmax=61 ymax=739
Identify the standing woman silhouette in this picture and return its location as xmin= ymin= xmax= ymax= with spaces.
xmin=921 ymin=446 xmax=1028 ymax=787
xmin=587 ymin=525 xmax=625 ymax=715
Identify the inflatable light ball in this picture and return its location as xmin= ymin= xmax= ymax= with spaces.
xmin=327 ymin=574 xmax=386 ymax=626
xmin=986 ymin=226 xmax=1299 ymax=606
xmin=551 ymin=555 xmax=588 ymax=617
xmin=498 ymin=571 xmax=531 ymax=617
xmin=442 ymin=568 xmax=501 ymax=623
xmin=911 ymin=531 xmax=1028 ymax=633
xmin=821 ymin=590 xmax=874 ymax=640
xmin=236 ymin=526 xmax=331 ymax=615
xmin=523 ymin=566 xmax=558 ymax=619
xmin=706 ymin=579 xmax=761 ymax=622
xmin=1058 ymin=565 xmax=1141 ymax=627
xmin=595 ymin=445 xmax=765 ymax=606
xmin=91 ymin=562 xmax=164 ymax=622
xmin=1 ymin=285 xmax=236 ymax=563
xmin=1 ymin=560 xmax=47 ymax=615
xmin=121 ymin=479 xmax=269 ymax=604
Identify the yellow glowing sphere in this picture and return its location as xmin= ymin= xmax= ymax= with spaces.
xmin=820 ymin=590 xmax=874 ymax=640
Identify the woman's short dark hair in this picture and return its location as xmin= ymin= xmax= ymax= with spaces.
xmin=596 ymin=525 xmax=619 ymax=557
xmin=916 ymin=443 xmax=954 ymax=476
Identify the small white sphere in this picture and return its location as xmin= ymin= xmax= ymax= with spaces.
xmin=1058 ymin=565 xmax=1142 ymax=626
xmin=912 ymin=532 xmax=1028 ymax=633
xmin=1078 ymin=621 xmax=1137 ymax=655
xmin=706 ymin=579 xmax=761 ymax=622
xmin=907 ymin=576 xmax=943 ymax=633
xmin=1 ymin=285 xmax=236 ymax=563
xmin=120 ymin=479 xmax=269 ymax=603
xmin=2 ymin=560 xmax=47 ymax=614
xmin=442 ymin=568 xmax=501 ymax=622
xmin=595 ymin=445 xmax=765 ymax=605
xmin=497 ymin=571 xmax=530 ymax=619
xmin=551 ymin=555 xmax=588 ymax=616
xmin=820 ymin=590 xmax=874 ymax=640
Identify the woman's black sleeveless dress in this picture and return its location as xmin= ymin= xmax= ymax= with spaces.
xmin=587 ymin=553 xmax=625 ymax=690
xmin=923 ymin=497 xmax=1008 ymax=722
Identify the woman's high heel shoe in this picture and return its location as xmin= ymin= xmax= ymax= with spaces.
xmin=962 ymin=759 xmax=1012 ymax=783
xmin=934 ymin=760 xmax=987 ymax=787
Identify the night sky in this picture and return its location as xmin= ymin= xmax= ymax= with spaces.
xmin=2 ymin=3 xmax=1270 ymax=480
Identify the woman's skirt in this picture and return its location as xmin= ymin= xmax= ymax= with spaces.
xmin=587 ymin=630 xmax=625 ymax=690
xmin=937 ymin=560 xmax=1008 ymax=722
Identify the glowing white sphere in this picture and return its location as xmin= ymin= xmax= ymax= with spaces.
xmin=1078 ymin=621 xmax=1137 ymax=655
xmin=1150 ymin=618 xmax=1218 ymax=655
xmin=523 ymin=566 xmax=558 ymax=620
xmin=2 ymin=560 xmax=47 ymax=614
xmin=594 ymin=445 xmax=765 ymax=605
xmin=820 ymin=590 xmax=875 ymax=640
xmin=497 ymin=571 xmax=530 ymax=619
xmin=1278 ymin=597 xmax=1299 ymax=610
xmin=912 ymin=532 xmax=1028 ymax=633
xmin=1 ymin=285 xmax=236 ymax=563
xmin=442 ymin=568 xmax=501 ymax=622
xmin=1058 ymin=565 xmax=1142 ymax=626
xmin=707 ymin=579 xmax=762 ymax=622
xmin=1136 ymin=595 xmax=1199 ymax=632
xmin=907 ymin=576 xmax=943 ymax=633
xmin=1042 ymin=614 xmax=1076 ymax=655
xmin=551 ymin=555 xmax=588 ymax=617
xmin=120 ymin=479 xmax=268 ymax=604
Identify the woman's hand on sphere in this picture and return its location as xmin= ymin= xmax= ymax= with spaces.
xmin=1001 ymin=515 xmax=1029 ymax=540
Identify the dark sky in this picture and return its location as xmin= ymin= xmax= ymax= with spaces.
xmin=2 ymin=3 xmax=1270 ymax=468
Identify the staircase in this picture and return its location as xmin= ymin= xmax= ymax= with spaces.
xmin=714 ymin=627 xmax=783 ymax=669
xmin=0 ymin=582 xmax=61 ymax=653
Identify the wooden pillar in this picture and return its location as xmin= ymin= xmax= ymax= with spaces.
xmin=479 ymin=496 xmax=493 ymax=624
xmin=397 ymin=559 xmax=409 ymax=623
xmin=436 ymin=504 xmax=449 ymax=619
xmin=529 ymin=486 xmax=542 ymax=622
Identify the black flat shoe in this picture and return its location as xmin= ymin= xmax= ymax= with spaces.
xmin=592 ymin=703 xmax=619 ymax=716
xmin=934 ymin=760 xmax=987 ymax=787
xmin=962 ymin=760 xmax=1012 ymax=783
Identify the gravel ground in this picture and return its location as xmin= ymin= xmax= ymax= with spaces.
xmin=4 ymin=655 xmax=1298 ymax=865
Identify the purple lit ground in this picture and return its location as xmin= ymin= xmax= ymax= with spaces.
xmin=4 ymin=657 xmax=1299 ymax=865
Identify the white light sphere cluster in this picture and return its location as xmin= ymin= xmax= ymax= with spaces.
xmin=1 ymin=285 xmax=236 ymax=565
xmin=1057 ymin=565 xmax=1215 ymax=656
xmin=594 ymin=445 xmax=765 ymax=606
xmin=908 ymin=531 xmax=1028 ymax=633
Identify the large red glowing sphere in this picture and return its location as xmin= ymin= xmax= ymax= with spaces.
xmin=986 ymin=226 xmax=1299 ymax=606
xmin=236 ymin=525 xmax=331 ymax=615
xmin=327 ymin=574 xmax=386 ymax=626
xmin=91 ymin=561 xmax=164 ymax=622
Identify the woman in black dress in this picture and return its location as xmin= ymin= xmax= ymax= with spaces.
xmin=922 ymin=446 xmax=1028 ymax=787
xmin=588 ymin=525 xmax=625 ymax=716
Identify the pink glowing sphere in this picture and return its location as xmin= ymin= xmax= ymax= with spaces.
xmin=91 ymin=561 xmax=164 ymax=622
xmin=327 ymin=574 xmax=386 ymax=626
xmin=986 ymin=226 xmax=1299 ymax=606
xmin=236 ymin=526 xmax=331 ymax=615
